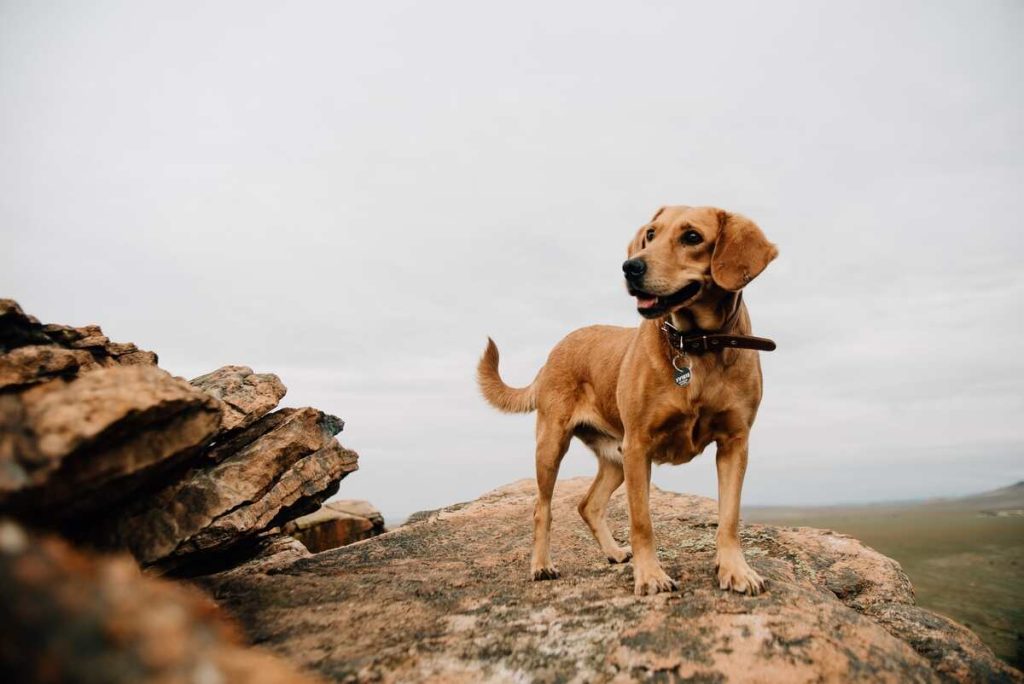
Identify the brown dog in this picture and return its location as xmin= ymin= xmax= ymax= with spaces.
xmin=478 ymin=206 xmax=777 ymax=596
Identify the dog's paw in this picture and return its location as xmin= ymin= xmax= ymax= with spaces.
xmin=633 ymin=563 xmax=679 ymax=596
xmin=531 ymin=565 xmax=561 ymax=581
xmin=715 ymin=551 xmax=766 ymax=595
xmin=607 ymin=545 xmax=633 ymax=564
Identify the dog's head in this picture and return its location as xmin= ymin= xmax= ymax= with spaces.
xmin=624 ymin=206 xmax=778 ymax=319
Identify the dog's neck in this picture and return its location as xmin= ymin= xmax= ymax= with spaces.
xmin=665 ymin=290 xmax=742 ymax=335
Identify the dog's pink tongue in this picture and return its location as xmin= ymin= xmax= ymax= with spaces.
xmin=636 ymin=295 xmax=657 ymax=309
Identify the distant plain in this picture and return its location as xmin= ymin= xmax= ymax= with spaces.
xmin=747 ymin=483 xmax=1024 ymax=668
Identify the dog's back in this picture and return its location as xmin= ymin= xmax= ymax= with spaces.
xmin=478 ymin=325 xmax=635 ymax=426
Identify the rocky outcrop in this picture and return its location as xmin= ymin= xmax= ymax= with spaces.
xmin=201 ymin=478 xmax=1021 ymax=683
xmin=0 ymin=301 xmax=360 ymax=575
xmin=283 ymin=499 xmax=386 ymax=552
xmin=0 ymin=519 xmax=320 ymax=684
xmin=0 ymin=300 xmax=368 ymax=681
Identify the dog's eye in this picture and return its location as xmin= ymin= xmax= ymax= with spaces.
xmin=681 ymin=230 xmax=703 ymax=245
xmin=645 ymin=228 xmax=656 ymax=242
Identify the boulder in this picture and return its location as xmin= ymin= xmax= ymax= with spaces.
xmin=103 ymin=407 xmax=358 ymax=569
xmin=191 ymin=365 xmax=287 ymax=433
xmin=0 ymin=519 xmax=320 ymax=684
xmin=200 ymin=478 xmax=1022 ymax=683
xmin=0 ymin=365 xmax=222 ymax=518
xmin=283 ymin=499 xmax=386 ymax=552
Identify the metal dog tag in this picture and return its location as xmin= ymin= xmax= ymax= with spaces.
xmin=672 ymin=355 xmax=692 ymax=387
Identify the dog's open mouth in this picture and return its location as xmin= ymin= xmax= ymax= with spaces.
xmin=629 ymin=281 xmax=702 ymax=318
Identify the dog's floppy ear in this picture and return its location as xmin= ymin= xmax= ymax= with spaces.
xmin=711 ymin=211 xmax=778 ymax=291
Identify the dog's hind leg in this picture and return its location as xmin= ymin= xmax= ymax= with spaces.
xmin=531 ymin=413 xmax=570 ymax=581
xmin=577 ymin=455 xmax=632 ymax=564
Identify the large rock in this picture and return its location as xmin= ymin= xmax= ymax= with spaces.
xmin=191 ymin=365 xmax=287 ymax=433
xmin=0 ymin=299 xmax=157 ymax=388
xmin=283 ymin=499 xmax=386 ymax=553
xmin=200 ymin=478 xmax=1021 ymax=683
xmin=0 ymin=365 xmax=222 ymax=518
xmin=0 ymin=519 xmax=320 ymax=683
xmin=104 ymin=407 xmax=358 ymax=569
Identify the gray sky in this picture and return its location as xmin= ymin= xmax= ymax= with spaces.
xmin=2 ymin=1 xmax=1022 ymax=520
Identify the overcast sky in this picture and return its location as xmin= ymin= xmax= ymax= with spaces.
xmin=2 ymin=1 xmax=1021 ymax=520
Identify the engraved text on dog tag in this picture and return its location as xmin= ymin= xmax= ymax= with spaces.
xmin=671 ymin=354 xmax=692 ymax=387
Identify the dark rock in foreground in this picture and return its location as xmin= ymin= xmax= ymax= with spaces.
xmin=200 ymin=478 xmax=1022 ymax=683
xmin=0 ymin=519 xmax=319 ymax=684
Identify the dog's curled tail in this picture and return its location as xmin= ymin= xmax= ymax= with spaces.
xmin=477 ymin=338 xmax=537 ymax=414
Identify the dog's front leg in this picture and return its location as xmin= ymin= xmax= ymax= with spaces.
xmin=714 ymin=434 xmax=766 ymax=595
xmin=622 ymin=441 xmax=679 ymax=596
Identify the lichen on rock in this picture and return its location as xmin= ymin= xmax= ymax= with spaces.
xmin=199 ymin=478 xmax=1022 ymax=683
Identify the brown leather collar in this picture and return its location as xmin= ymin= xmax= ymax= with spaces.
xmin=662 ymin=325 xmax=777 ymax=354
xmin=660 ymin=294 xmax=777 ymax=355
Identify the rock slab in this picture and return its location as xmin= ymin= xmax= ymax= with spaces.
xmin=201 ymin=478 xmax=1022 ymax=683
xmin=283 ymin=499 xmax=386 ymax=553
xmin=0 ymin=365 xmax=222 ymax=517
xmin=191 ymin=365 xmax=287 ymax=432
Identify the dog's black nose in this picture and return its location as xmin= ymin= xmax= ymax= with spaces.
xmin=622 ymin=259 xmax=647 ymax=279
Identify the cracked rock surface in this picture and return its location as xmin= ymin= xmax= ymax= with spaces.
xmin=200 ymin=478 xmax=1021 ymax=683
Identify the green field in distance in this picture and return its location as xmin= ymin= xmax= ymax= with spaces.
xmin=747 ymin=482 xmax=1024 ymax=669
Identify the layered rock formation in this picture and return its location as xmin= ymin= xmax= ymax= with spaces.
xmin=0 ymin=300 xmax=360 ymax=573
xmin=202 ymin=478 xmax=1022 ymax=683
xmin=107 ymin=407 xmax=357 ymax=573
xmin=283 ymin=499 xmax=386 ymax=553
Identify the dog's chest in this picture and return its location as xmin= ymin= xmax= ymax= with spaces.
xmin=646 ymin=363 xmax=747 ymax=465
xmin=647 ymin=408 xmax=715 ymax=465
